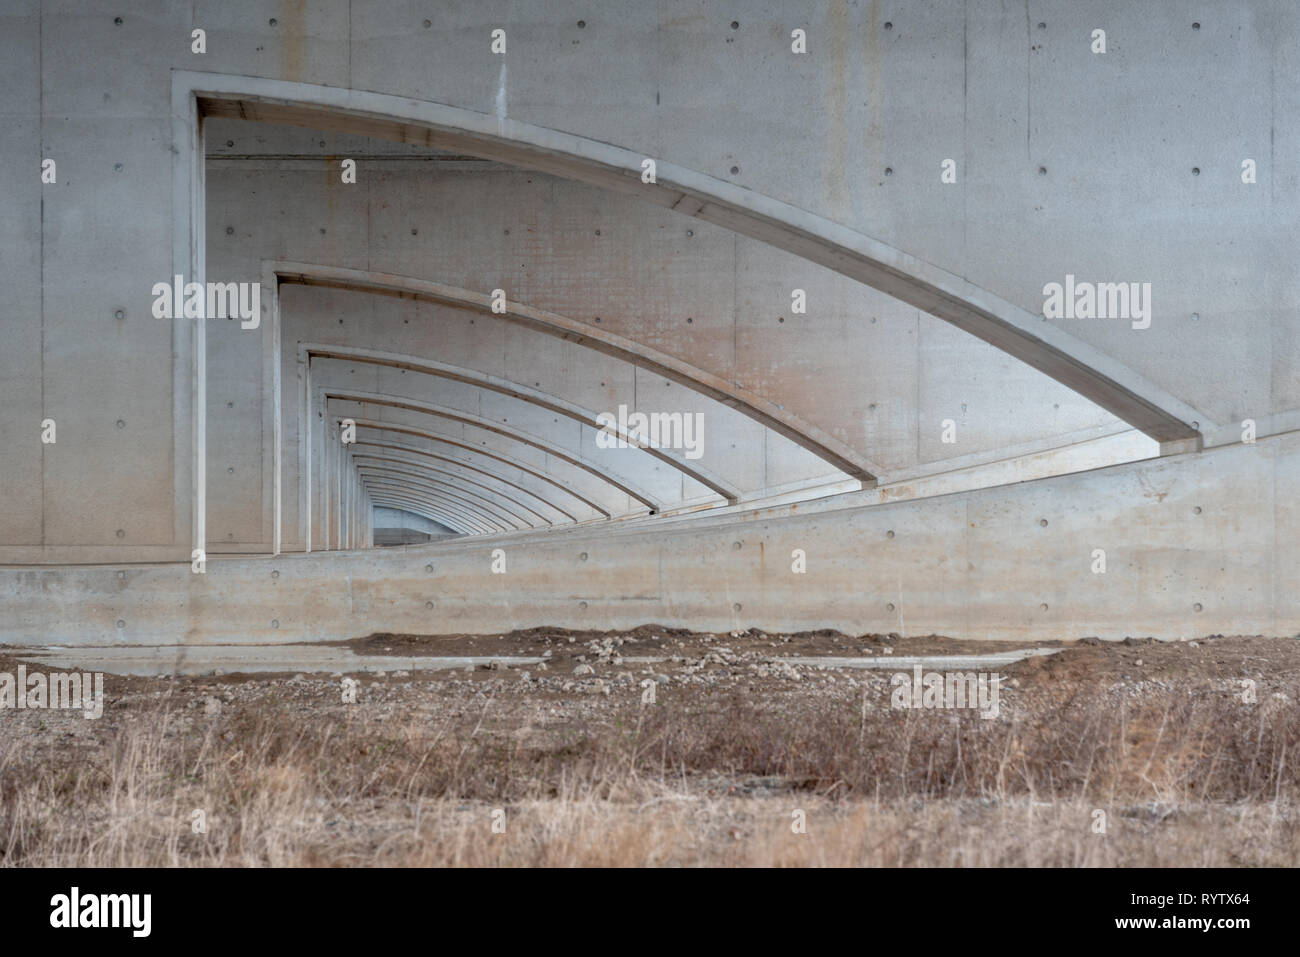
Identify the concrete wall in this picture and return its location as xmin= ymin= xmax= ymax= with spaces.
xmin=204 ymin=149 xmax=1131 ymax=553
xmin=1 ymin=1 xmax=1295 ymax=642
xmin=4 ymin=431 xmax=1296 ymax=644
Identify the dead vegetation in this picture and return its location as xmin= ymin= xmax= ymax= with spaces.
xmin=1 ymin=633 xmax=1297 ymax=866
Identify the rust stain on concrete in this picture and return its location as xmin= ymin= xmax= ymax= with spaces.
xmin=1137 ymin=473 xmax=1170 ymax=503
xmin=281 ymin=0 xmax=306 ymax=83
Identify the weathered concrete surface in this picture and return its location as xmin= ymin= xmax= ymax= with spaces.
xmin=3 ymin=431 xmax=1295 ymax=645
xmin=1 ymin=2 xmax=1295 ymax=644
xmin=5 ymin=2 xmax=1297 ymax=561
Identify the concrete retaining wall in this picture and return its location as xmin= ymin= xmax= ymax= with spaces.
xmin=5 ymin=430 xmax=1295 ymax=645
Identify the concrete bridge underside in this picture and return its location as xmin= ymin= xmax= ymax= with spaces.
xmin=2 ymin=2 xmax=1297 ymax=643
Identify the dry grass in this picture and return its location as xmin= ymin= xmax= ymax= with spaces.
xmin=1 ymin=682 xmax=1295 ymax=866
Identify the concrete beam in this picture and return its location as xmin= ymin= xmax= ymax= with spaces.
xmin=180 ymin=73 xmax=1207 ymax=444
xmin=8 ymin=429 xmax=1294 ymax=645
xmin=277 ymin=263 xmax=876 ymax=481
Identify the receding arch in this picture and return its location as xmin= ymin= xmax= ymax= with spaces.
xmin=279 ymin=265 xmax=878 ymax=481
xmin=370 ymin=503 xmax=459 ymax=541
xmin=351 ymin=455 xmax=548 ymax=527
xmin=363 ymin=479 xmax=507 ymax=533
xmin=179 ymin=72 xmax=1206 ymax=444
xmin=180 ymin=72 xmax=1210 ymax=556
xmin=367 ymin=490 xmax=485 ymax=531
xmin=361 ymin=477 xmax=519 ymax=534
xmin=325 ymin=392 xmax=663 ymax=511
xmin=350 ymin=419 xmax=611 ymax=518
xmin=363 ymin=484 xmax=508 ymax=535
xmin=305 ymin=343 xmax=743 ymax=503
xmin=366 ymin=493 xmax=476 ymax=535
xmin=350 ymin=440 xmax=577 ymax=522
xmin=357 ymin=469 xmax=533 ymax=532
xmin=356 ymin=467 xmax=526 ymax=531
xmin=365 ymin=492 xmax=475 ymax=535
xmin=368 ymin=498 xmax=475 ymax=535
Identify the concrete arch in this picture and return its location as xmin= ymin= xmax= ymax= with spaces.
xmin=368 ymin=501 xmax=463 ymax=535
xmin=316 ymin=380 xmax=711 ymax=513
xmin=349 ymin=440 xmax=576 ymax=523
xmin=364 ymin=486 xmax=505 ymax=536
xmin=278 ymin=264 xmax=878 ymax=481
xmin=370 ymin=506 xmax=457 ymax=542
xmin=366 ymin=490 xmax=488 ymax=533
xmin=367 ymin=496 xmax=474 ymax=535
xmin=349 ymin=419 xmax=612 ymax=519
xmin=362 ymin=480 xmax=507 ymax=533
xmin=176 ymin=72 xmax=1215 ymax=554
xmin=177 ymin=70 xmax=1205 ymax=453
xmin=304 ymin=344 xmax=743 ymax=503
xmin=358 ymin=470 xmax=532 ymax=533
xmin=363 ymin=490 xmax=476 ymax=536
xmin=369 ymin=501 xmax=460 ymax=538
xmin=353 ymin=458 xmax=547 ymax=528
xmin=365 ymin=493 xmax=476 ymax=536
xmin=325 ymin=392 xmax=663 ymax=511
xmin=369 ymin=503 xmax=459 ymax=542
xmin=350 ymin=449 xmax=560 ymax=526
xmin=357 ymin=469 xmax=525 ymax=532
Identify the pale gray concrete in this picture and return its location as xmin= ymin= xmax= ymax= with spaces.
xmin=1 ymin=3 xmax=1295 ymax=645
xmin=3 ymin=431 xmax=1297 ymax=644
